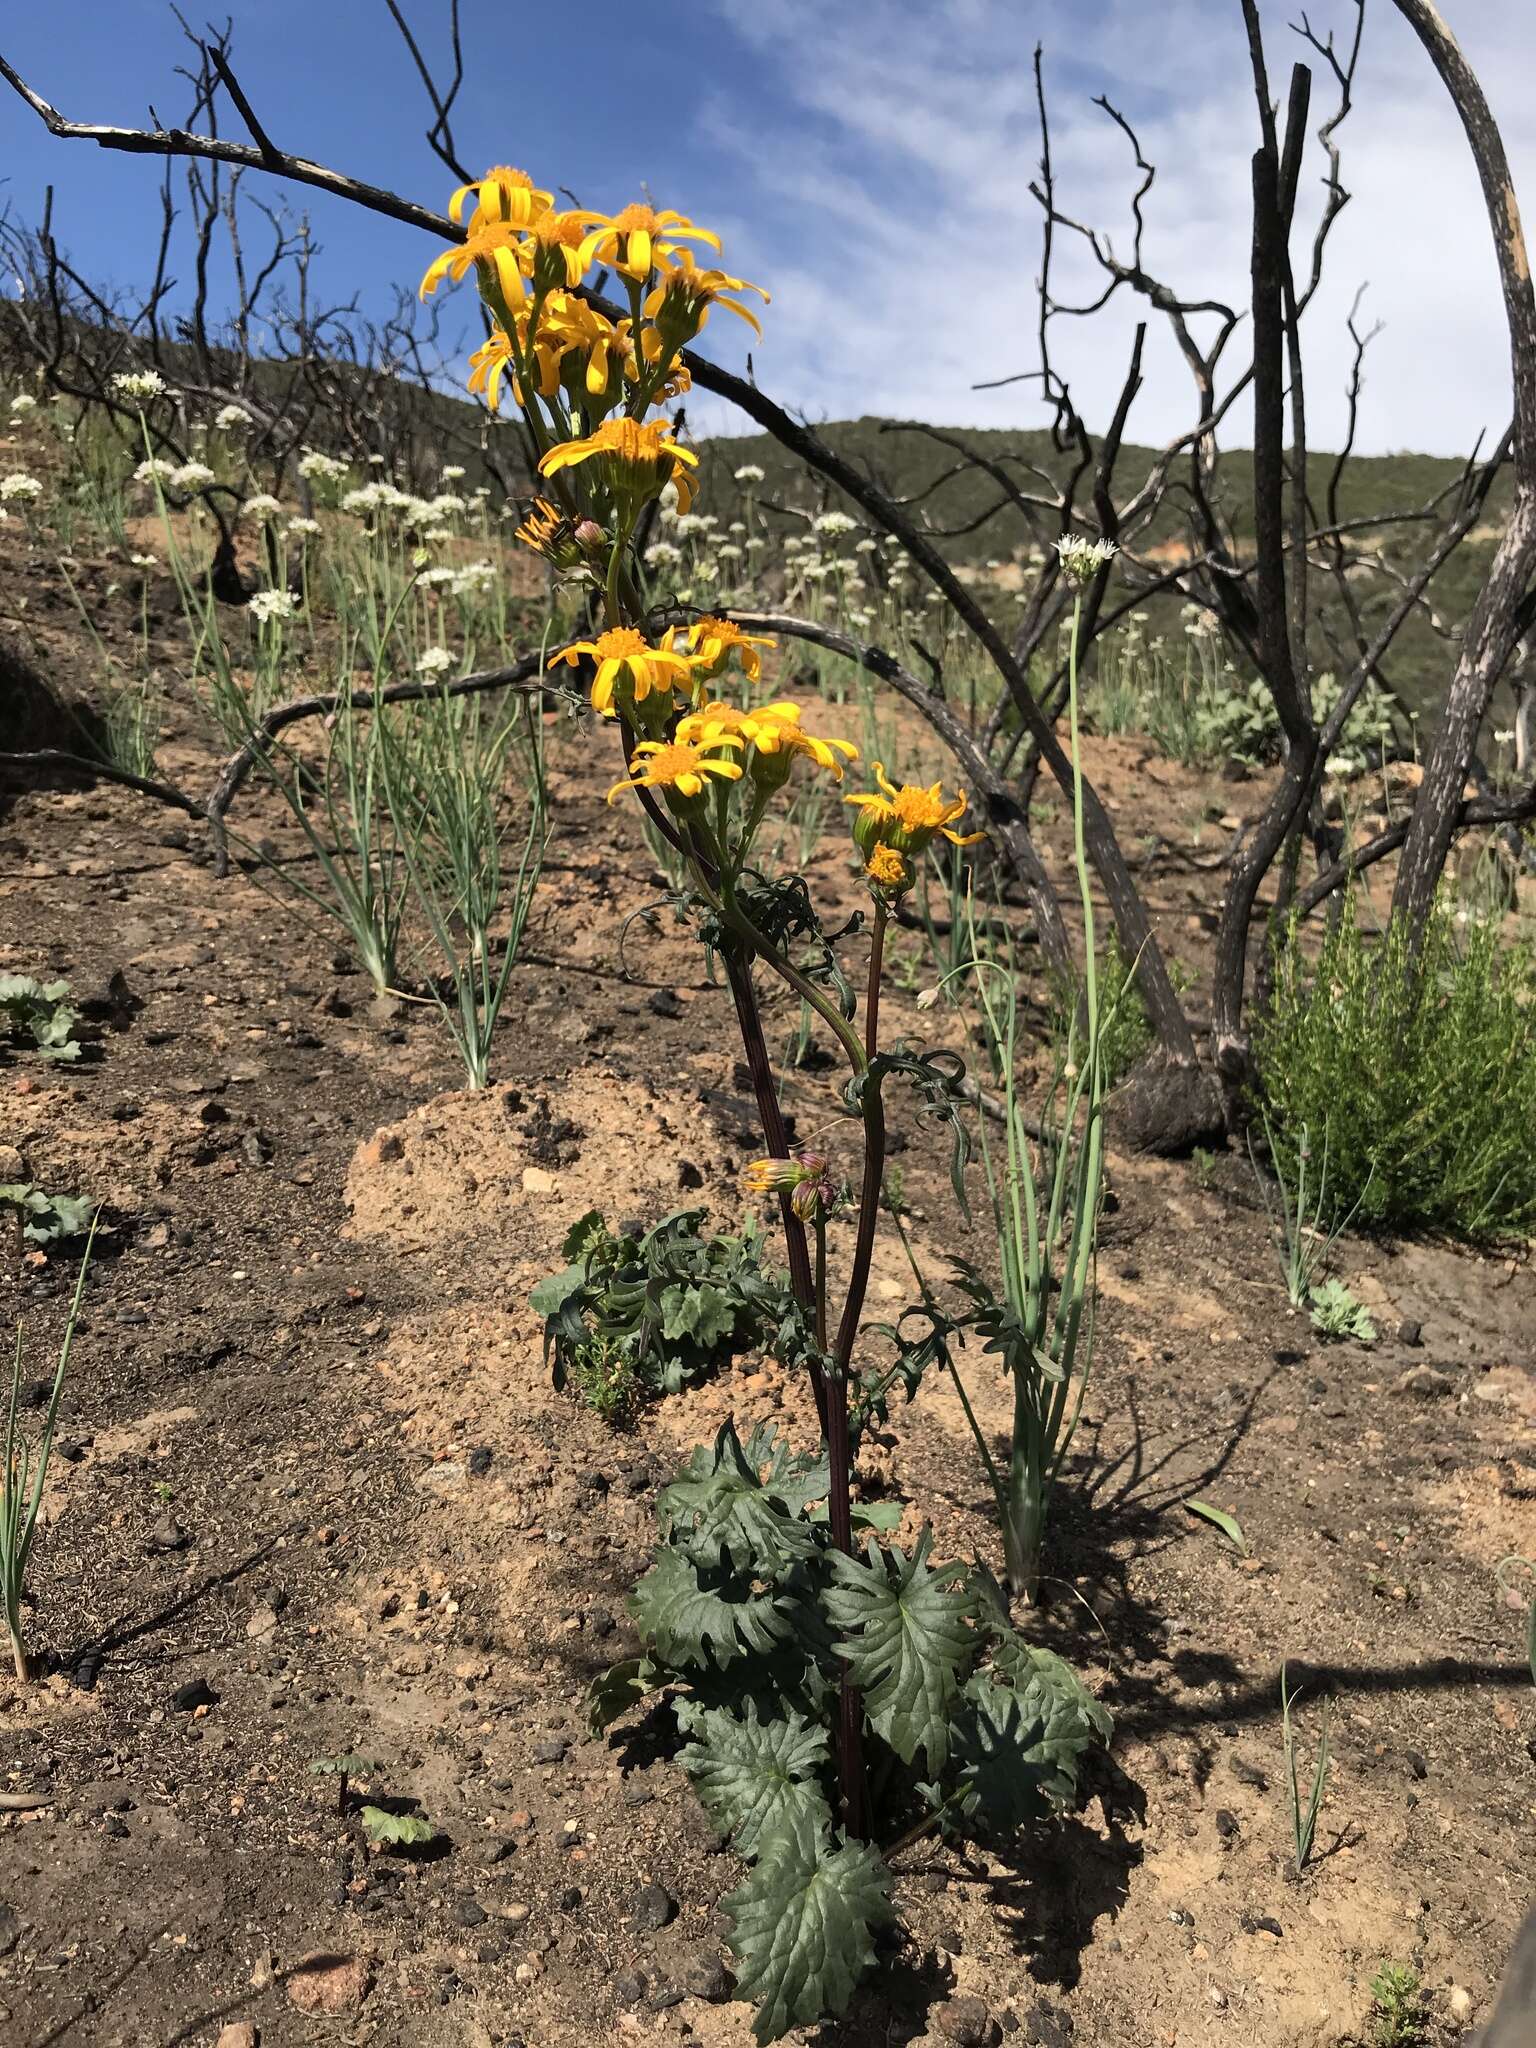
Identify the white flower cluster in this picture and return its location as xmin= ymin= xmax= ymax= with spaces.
xmin=215 ymin=404 xmax=252 ymax=432
xmin=440 ymin=464 xmax=466 ymax=482
xmin=656 ymin=480 xmax=681 ymax=518
xmin=10 ymin=394 xmax=37 ymax=416
xmin=133 ymin=457 xmax=177 ymax=486
xmin=112 ymin=370 xmax=168 ymax=402
xmin=644 ymin=540 xmax=683 ymax=569
xmin=733 ymin=463 xmax=765 ymax=484
xmin=1055 ymin=534 xmax=1118 ymax=588
xmin=297 ymin=448 xmax=348 ymax=484
xmin=248 ymin=588 xmax=298 ymax=624
xmin=243 ymin=493 xmax=283 ymax=521
xmin=0 ymin=472 xmax=43 ymax=501
xmin=417 ymin=560 xmax=495 ymax=596
xmin=716 ymin=543 xmax=743 ymax=563
xmin=416 ymin=645 xmax=454 ymax=675
xmin=814 ymin=510 xmax=857 ymax=537
xmin=130 ymin=552 xmax=158 ymax=569
xmin=171 ymin=462 xmax=217 ymax=491
xmin=285 ymin=517 xmax=322 ymax=538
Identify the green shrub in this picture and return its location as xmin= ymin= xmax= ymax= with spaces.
xmin=532 ymin=1209 xmax=783 ymax=1421
xmin=1255 ymin=905 xmax=1536 ymax=1238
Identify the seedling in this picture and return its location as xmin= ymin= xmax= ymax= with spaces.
xmin=1309 ymin=1279 xmax=1377 ymax=1343
xmin=1280 ymin=1660 xmax=1332 ymax=1876
xmin=1368 ymin=1961 xmax=1425 ymax=2046
xmin=310 ymin=1751 xmax=383 ymax=1815
xmin=359 ymin=1806 xmax=436 ymax=1847
xmin=0 ymin=975 xmax=81 ymax=1062
xmin=1185 ymin=1499 xmax=1248 ymax=1556
xmin=1 ymin=1185 xmax=94 ymax=1251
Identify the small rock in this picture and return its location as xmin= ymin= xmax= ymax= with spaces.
xmin=1405 ymin=1749 xmax=1428 ymax=1781
xmin=481 ymin=1837 xmax=517 ymax=1867
xmin=1240 ymin=1911 xmax=1284 ymax=1939
xmin=630 ymin=1882 xmax=677 ymax=1932
xmin=0 ymin=1903 xmax=20 ymax=1957
xmin=646 ymin=989 xmax=683 ymax=1018
xmin=468 ymin=1446 xmax=494 ymax=1478
xmin=613 ymin=1971 xmax=648 ymax=2008
xmin=1448 ymin=1985 xmax=1475 ymax=2025
xmin=521 ymin=1166 xmax=557 ymax=1195
xmin=682 ymin=1951 xmax=731 ymax=2002
xmin=214 ymin=2026 xmax=260 ymax=2048
xmin=533 ymin=1738 xmax=570 ymax=1766
xmin=1214 ymin=1808 xmax=1240 ymax=1842
xmin=496 ymin=1902 xmax=531 ymax=1927
xmin=1394 ymin=1365 xmax=1454 ymax=1399
xmin=558 ymin=1886 xmax=582 ymax=1913
xmin=367 ymin=994 xmax=404 ymax=1026
xmin=1024 ymin=2000 xmax=1073 ymax=2048
xmin=454 ymin=1898 xmax=488 ymax=1928
xmin=171 ymin=1677 xmax=219 ymax=1712
xmin=357 ymin=1129 xmax=404 ymax=1170
xmin=648 ymin=1982 xmax=687 ymax=2011
xmin=147 ymin=1514 xmax=190 ymax=1555
xmin=1397 ymin=1317 xmax=1423 ymax=1348
xmin=245 ymin=1603 xmax=280 ymax=1641
xmin=934 ymin=1995 xmax=995 ymax=2045
xmin=286 ymin=1952 xmax=372 ymax=2015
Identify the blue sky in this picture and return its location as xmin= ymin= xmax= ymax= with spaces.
xmin=3 ymin=0 xmax=1535 ymax=455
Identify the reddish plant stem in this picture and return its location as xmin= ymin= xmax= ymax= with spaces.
xmin=825 ymin=899 xmax=890 ymax=1840
xmin=614 ymin=714 xmax=827 ymax=1430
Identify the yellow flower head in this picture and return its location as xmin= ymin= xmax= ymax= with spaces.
xmin=576 ymin=203 xmax=722 ymax=283
xmin=865 ymin=843 xmax=914 ymax=895
xmin=537 ymin=293 xmax=635 ymax=399
xmin=742 ymin=1150 xmax=837 ymax=1220
xmin=682 ymin=615 xmax=776 ymax=682
xmin=520 ymin=208 xmax=591 ymax=291
xmin=550 ymin=626 xmax=700 ymax=717
xmin=449 ymin=166 xmax=553 ymax=233
xmin=538 ymin=416 xmax=699 ymax=511
xmin=643 ymin=250 xmax=769 ymax=350
xmin=608 ymin=736 xmax=744 ymax=809
xmin=467 ymin=329 xmax=522 ymax=412
xmin=513 ymin=497 xmax=601 ymax=571
xmin=425 ymin=224 xmax=534 ymax=316
xmin=678 ymin=700 xmax=858 ymax=784
xmin=846 ymin=764 xmax=986 ymax=857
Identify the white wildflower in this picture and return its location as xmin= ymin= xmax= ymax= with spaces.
xmin=673 ymin=512 xmax=709 ymax=539
xmin=129 ymin=552 xmax=158 ymax=569
xmin=423 ymin=527 xmax=453 ymax=545
xmin=657 ymin=480 xmax=680 ymax=518
xmin=170 ymin=462 xmax=217 ymax=491
xmin=215 ymin=404 xmax=252 ymax=432
xmin=855 ymin=537 xmax=877 ymax=554
xmin=728 ymin=520 xmax=747 ymax=535
xmin=644 ymin=540 xmax=683 ymax=569
xmin=1055 ymin=534 xmax=1118 ymax=588
xmin=133 ymin=457 xmax=177 ymax=486
xmin=416 ymin=645 xmax=454 ymax=675
xmin=716 ymin=543 xmax=743 ymax=563
xmin=814 ymin=510 xmax=856 ymax=537
xmin=733 ymin=463 xmax=765 ymax=484
xmin=745 ymin=536 xmax=766 ymax=552
xmin=915 ymin=987 xmax=941 ymax=1011
xmin=440 ymin=464 xmax=466 ymax=482
xmin=112 ymin=369 xmax=167 ymax=402
xmin=0 ymin=471 xmax=43 ymax=501
xmin=297 ymin=448 xmax=348 ymax=483
xmin=285 ymin=517 xmax=322 ymax=538
xmin=248 ymin=588 xmax=297 ymax=624
xmin=10 ymin=394 xmax=37 ymax=416
xmin=243 ymin=493 xmax=282 ymax=521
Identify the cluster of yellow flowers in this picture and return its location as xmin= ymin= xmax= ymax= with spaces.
xmin=421 ymin=166 xmax=983 ymax=901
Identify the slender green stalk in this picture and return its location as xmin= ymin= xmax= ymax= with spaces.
xmin=4 ymin=1222 xmax=95 ymax=1680
xmin=1281 ymin=1659 xmax=1332 ymax=1875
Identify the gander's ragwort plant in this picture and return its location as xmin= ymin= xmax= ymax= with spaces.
xmin=424 ymin=169 xmax=1111 ymax=2041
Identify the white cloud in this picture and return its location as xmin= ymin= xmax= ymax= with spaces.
xmin=691 ymin=0 xmax=1536 ymax=458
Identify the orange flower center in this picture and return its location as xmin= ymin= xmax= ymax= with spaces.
xmin=610 ymin=203 xmax=661 ymax=236
xmin=595 ymin=628 xmax=648 ymax=659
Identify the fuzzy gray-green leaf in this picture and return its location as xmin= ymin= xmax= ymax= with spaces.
xmin=629 ymin=1544 xmax=792 ymax=1670
xmin=823 ymin=1529 xmax=974 ymax=1769
xmin=722 ymin=1805 xmax=893 ymax=2043
xmin=660 ymin=1421 xmax=821 ymax=1573
xmin=681 ymin=1700 xmax=831 ymax=1857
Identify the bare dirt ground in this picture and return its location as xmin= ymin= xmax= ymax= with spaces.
xmin=1 ymin=533 xmax=1534 ymax=2048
